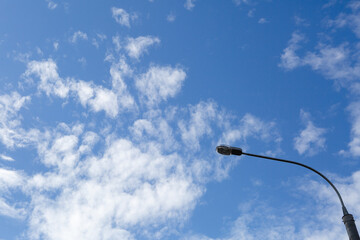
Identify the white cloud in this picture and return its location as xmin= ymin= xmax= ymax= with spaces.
xmin=92 ymin=34 xmax=107 ymax=48
xmin=0 ymin=92 xmax=40 ymax=148
xmin=0 ymin=92 xmax=30 ymax=115
xmin=279 ymin=32 xmax=305 ymax=70
xmin=294 ymin=110 xmax=326 ymax=156
xmin=0 ymin=198 xmax=26 ymax=219
xmin=112 ymin=8 xmax=129 ymax=27
xmin=130 ymin=116 xmax=178 ymax=151
xmin=88 ymin=88 xmax=120 ymax=118
xmin=0 ymin=154 xmax=14 ymax=161
xmin=179 ymin=101 xmax=217 ymax=151
xmin=135 ymin=65 xmax=186 ymax=106
xmin=220 ymin=113 xmax=280 ymax=146
xmin=184 ymin=0 xmax=196 ymax=10
xmin=258 ymin=18 xmax=268 ymax=24
xmin=46 ymin=0 xmax=57 ymax=10
xmin=0 ymin=168 xmax=26 ymax=219
xmin=70 ymin=31 xmax=88 ymax=43
xmin=26 ymin=59 xmax=135 ymax=118
xmin=27 ymin=137 xmax=203 ymax=239
xmin=70 ymin=80 xmax=94 ymax=106
xmin=125 ymin=36 xmax=160 ymax=59
xmin=247 ymin=9 xmax=255 ymax=17
xmin=322 ymin=0 xmax=338 ymax=8
xmin=97 ymin=33 xmax=107 ymax=41
xmin=78 ymin=57 xmax=86 ymax=66
xmin=233 ymin=0 xmax=251 ymax=6
xmin=328 ymin=2 xmax=360 ymax=38
xmin=92 ymin=40 xmax=99 ymax=49
xmin=167 ymin=13 xmax=176 ymax=22
xmin=70 ymin=81 xmax=121 ymax=118
xmin=44 ymin=134 xmax=79 ymax=168
xmin=36 ymin=47 xmax=43 ymax=56
xmin=0 ymin=168 xmax=24 ymax=189
xmin=302 ymin=44 xmax=360 ymax=82
xmin=294 ymin=16 xmax=309 ymax=26
xmin=343 ymin=101 xmax=360 ymax=157
xmin=109 ymin=58 xmax=136 ymax=111
xmin=112 ymin=7 xmax=137 ymax=27
xmin=112 ymin=35 xmax=121 ymax=51
xmin=25 ymin=59 xmax=69 ymax=98
xmin=53 ymin=41 xmax=59 ymax=51
xmin=280 ymin=32 xmax=360 ymax=83
xmin=176 ymin=102 xmax=282 ymax=157
xmin=11 ymin=51 xmax=31 ymax=63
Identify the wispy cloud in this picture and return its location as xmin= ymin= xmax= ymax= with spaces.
xmin=280 ymin=33 xmax=360 ymax=83
xmin=0 ymin=154 xmax=14 ymax=161
xmin=130 ymin=117 xmax=178 ymax=152
xmin=25 ymin=59 xmax=69 ymax=98
xmin=53 ymin=41 xmax=59 ymax=51
xmin=167 ymin=13 xmax=176 ymax=22
xmin=247 ymin=9 xmax=255 ymax=17
xmin=11 ymin=51 xmax=31 ymax=63
xmin=323 ymin=0 xmax=338 ymax=8
xmin=178 ymin=101 xmax=217 ymax=151
xmin=125 ymin=36 xmax=160 ymax=59
xmin=233 ymin=0 xmax=251 ymax=6
xmin=294 ymin=16 xmax=309 ymax=26
xmin=0 ymin=92 xmax=39 ymax=148
xmin=328 ymin=2 xmax=360 ymax=38
xmin=0 ymin=198 xmax=26 ymax=219
xmin=184 ymin=0 xmax=196 ymax=10
xmin=135 ymin=65 xmax=186 ymax=107
xmin=69 ymin=31 xmax=88 ymax=43
xmin=112 ymin=35 xmax=121 ymax=51
xmin=279 ymin=32 xmax=304 ymax=70
xmin=222 ymin=113 xmax=277 ymax=142
xmin=341 ymin=101 xmax=360 ymax=157
xmin=258 ymin=18 xmax=268 ymax=24
xmin=45 ymin=0 xmax=57 ymax=10
xmin=280 ymin=6 xmax=360 ymax=158
xmin=92 ymin=33 xmax=107 ymax=48
xmin=0 ymin=168 xmax=26 ymax=219
xmin=294 ymin=110 xmax=326 ymax=156
xmin=25 ymin=58 xmax=135 ymax=118
xmin=0 ymin=168 xmax=24 ymax=189
xmin=111 ymin=7 xmax=137 ymax=27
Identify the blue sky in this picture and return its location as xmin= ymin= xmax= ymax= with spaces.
xmin=0 ymin=0 xmax=360 ymax=239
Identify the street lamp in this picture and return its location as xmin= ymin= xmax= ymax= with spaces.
xmin=216 ymin=145 xmax=360 ymax=240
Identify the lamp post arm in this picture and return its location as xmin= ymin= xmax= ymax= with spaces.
xmin=216 ymin=145 xmax=360 ymax=239
xmin=241 ymin=151 xmax=349 ymax=215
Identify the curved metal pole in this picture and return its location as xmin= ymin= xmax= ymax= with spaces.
xmin=242 ymin=151 xmax=348 ymax=215
xmin=216 ymin=145 xmax=360 ymax=240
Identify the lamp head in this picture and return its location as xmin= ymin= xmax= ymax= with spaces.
xmin=216 ymin=145 xmax=232 ymax=155
xmin=216 ymin=145 xmax=243 ymax=156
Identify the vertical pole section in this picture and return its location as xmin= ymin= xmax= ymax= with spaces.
xmin=343 ymin=214 xmax=360 ymax=240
